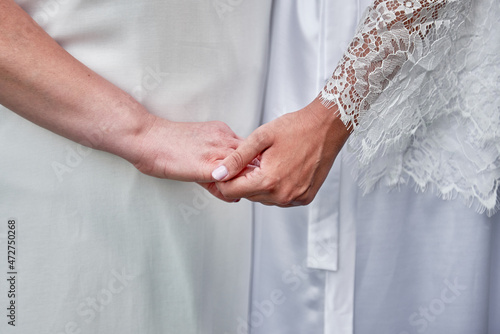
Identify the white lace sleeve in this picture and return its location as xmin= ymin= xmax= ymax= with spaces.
xmin=321 ymin=0 xmax=500 ymax=215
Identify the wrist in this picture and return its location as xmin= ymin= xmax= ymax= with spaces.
xmin=92 ymin=93 xmax=158 ymax=165
xmin=302 ymin=97 xmax=351 ymax=146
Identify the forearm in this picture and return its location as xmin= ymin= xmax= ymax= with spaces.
xmin=0 ymin=0 xmax=154 ymax=164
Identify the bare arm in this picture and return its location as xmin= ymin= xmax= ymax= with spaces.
xmin=0 ymin=0 xmax=240 ymax=198
xmin=0 ymin=0 xmax=154 ymax=163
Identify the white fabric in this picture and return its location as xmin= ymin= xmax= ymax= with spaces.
xmin=306 ymin=171 xmax=340 ymax=272
xmin=251 ymin=0 xmax=500 ymax=334
xmin=250 ymin=1 xmax=367 ymax=333
xmin=352 ymin=187 xmax=500 ymax=334
xmin=0 ymin=1 xmax=271 ymax=333
xmin=321 ymin=0 xmax=500 ymax=215
xmin=324 ymin=161 xmax=357 ymax=334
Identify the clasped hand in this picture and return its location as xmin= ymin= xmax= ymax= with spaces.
xmin=212 ymin=98 xmax=350 ymax=207
xmin=132 ymin=98 xmax=349 ymax=207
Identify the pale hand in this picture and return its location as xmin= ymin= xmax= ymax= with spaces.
xmin=129 ymin=117 xmax=242 ymax=202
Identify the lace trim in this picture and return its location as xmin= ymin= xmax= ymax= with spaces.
xmin=320 ymin=0 xmax=500 ymax=215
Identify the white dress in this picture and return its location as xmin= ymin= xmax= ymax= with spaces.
xmin=0 ymin=1 xmax=271 ymax=333
xmin=251 ymin=0 xmax=500 ymax=333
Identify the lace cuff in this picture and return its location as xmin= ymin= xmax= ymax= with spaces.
xmin=320 ymin=0 xmax=500 ymax=214
xmin=320 ymin=0 xmax=462 ymax=128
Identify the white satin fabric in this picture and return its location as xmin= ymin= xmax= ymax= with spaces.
xmin=251 ymin=1 xmax=370 ymax=333
xmin=0 ymin=1 xmax=271 ymax=333
xmin=252 ymin=0 xmax=500 ymax=333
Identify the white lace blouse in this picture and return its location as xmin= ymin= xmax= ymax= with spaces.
xmin=320 ymin=0 xmax=500 ymax=215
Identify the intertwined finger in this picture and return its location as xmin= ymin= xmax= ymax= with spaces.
xmin=212 ymin=126 xmax=273 ymax=182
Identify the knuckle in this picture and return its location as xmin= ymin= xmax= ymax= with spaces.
xmin=251 ymin=127 xmax=272 ymax=147
xmin=274 ymin=187 xmax=296 ymax=206
xmin=305 ymin=196 xmax=315 ymax=205
xmin=278 ymin=184 xmax=316 ymax=207
xmin=296 ymin=188 xmax=317 ymax=206
xmin=216 ymin=183 xmax=233 ymax=199
xmin=261 ymin=175 xmax=278 ymax=192
xmin=209 ymin=120 xmax=231 ymax=137
xmin=210 ymin=120 xmax=227 ymax=129
xmin=276 ymin=193 xmax=294 ymax=206
xmin=299 ymin=196 xmax=314 ymax=206
xmin=229 ymin=150 xmax=246 ymax=170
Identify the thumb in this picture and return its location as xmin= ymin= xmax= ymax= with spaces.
xmin=212 ymin=127 xmax=272 ymax=181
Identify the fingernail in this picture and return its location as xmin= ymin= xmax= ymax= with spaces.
xmin=212 ymin=165 xmax=228 ymax=181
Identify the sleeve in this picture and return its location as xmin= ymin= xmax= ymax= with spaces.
xmin=319 ymin=0 xmax=500 ymax=215
xmin=320 ymin=0 xmax=469 ymax=128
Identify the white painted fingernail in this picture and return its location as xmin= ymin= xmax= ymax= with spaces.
xmin=212 ymin=166 xmax=228 ymax=181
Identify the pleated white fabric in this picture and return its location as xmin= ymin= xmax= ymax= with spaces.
xmin=0 ymin=1 xmax=271 ymax=333
xmin=251 ymin=0 xmax=500 ymax=333
xmin=250 ymin=1 xmax=369 ymax=333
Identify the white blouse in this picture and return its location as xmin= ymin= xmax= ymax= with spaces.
xmin=321 ymin=0 xmax=500 ymax=215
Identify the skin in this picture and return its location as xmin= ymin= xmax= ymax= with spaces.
xmin=0 ymin=0 xmax=237 ymax=201
xmin=214 ymin=0 xmax=437 ymax=206
xmin=215 ymin=98 xmax=351 ymax=207
xmin=1 ymin=0 xmax=350 ymax=207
